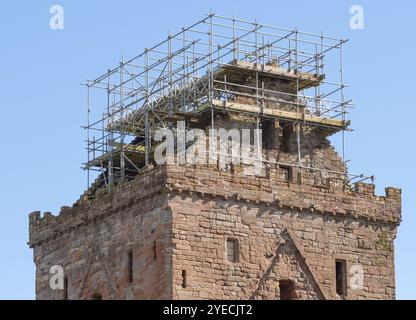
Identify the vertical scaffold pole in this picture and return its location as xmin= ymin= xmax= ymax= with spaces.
xmin=86 ymin=83 xmax=90 ymax=190
xmin=120 ymin=54 xmax=125 ymax=182
xmin=339 ymin=40 xmax=346 ymax=171
xmin=107 ymin=70 xmax=113 ymax=190
xmin=294 ymin=28 xmax=302 ymax=167
xmin=209 ymin=12 xmax=214 ymax=132
xmin=232 ymin=13 xmax=236 ymax=61
xmin=145 ymin=48 xmax=150 ymax=166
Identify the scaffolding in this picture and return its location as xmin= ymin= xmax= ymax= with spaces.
xmin=83 ymin=13 xmax=373 ymax=192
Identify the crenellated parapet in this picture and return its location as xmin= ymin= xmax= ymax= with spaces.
xmin=30 ymin=160 xmax=401 ymax=251
xmin=28 ymin=165 xmax=167 ymax=247
xmin=164 ymin=164 xmax=401 ymax=225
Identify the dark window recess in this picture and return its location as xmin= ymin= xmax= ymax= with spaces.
xmin=63 ymin=277 xmax=68 ymax=300
xmin=127 ymin=250 xmax=133 ymax=283
xmin=279 ymin=123 xmax=292 ymax=152
xmin=279 ymin=280 xmax=296 ymax=300
xmin=261 ymin=119 xmax=276 ymax=150
xmin=335 ymin=259 xmax=347 ymax=296
xmin=226 ymin=239 xmax=238 ymax=263
xmin=92 ymin=292 xmax=102 ymax=300
xmin=153 ymin=241 xmax=157 ymax=261
xmin=280 ymin=165 xmax=292 ymax=182
xmin=181 ymin=270 xmax=187 ymax=288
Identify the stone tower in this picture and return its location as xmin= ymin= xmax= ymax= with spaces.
xmin=29 ymin=15 xmax=401 ymax=300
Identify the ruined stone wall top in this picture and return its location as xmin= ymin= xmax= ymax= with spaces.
xmin=165 ymin=163 xmax=401 ymax=226
xmin=29 ymin=166 xmax=167 ymax=247
xmin=29 ymin=159 xmax=401 ymax=248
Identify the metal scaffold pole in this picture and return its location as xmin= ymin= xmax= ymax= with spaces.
xmin=145 ymin=48 xmax=150 ymax=166
xmin=82 ymin=13 xmax=372 ymax=192
xmin=120 ymin=54 xmax=125 ymax=181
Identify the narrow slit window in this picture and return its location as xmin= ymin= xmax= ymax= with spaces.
xmin=280 ymin=165 xmax=292 ymax=182
xmin=63 ymin=277 xmax=68 ymax=300
xmin=153 ymin=241 xmax=157 ymax=261
xmin=127 ymin=250 xmax=133 ymax=283
xmin=181 ymin=270 xmax=187 ymax=288
xmin=280 ymin=123 xmax=291 ymax=152
xmin=335 ymin=259 xmax=347 ymax=296
xmin=261 ymin=119 xmax=276 ymax=150
xmin=226 ymin=239 xmax=238 ymax=263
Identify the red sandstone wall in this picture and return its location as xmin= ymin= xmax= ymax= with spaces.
xmin=29 ymin=153 xmax=400 ymax=300
xmin=169 ymin=192 xmax=397 ymax=299
xmin=29 ymin=168 xmax=172 ymax=300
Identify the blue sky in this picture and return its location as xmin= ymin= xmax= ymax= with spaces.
xmin=0 ymin=0 xmax=414 ymax=299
